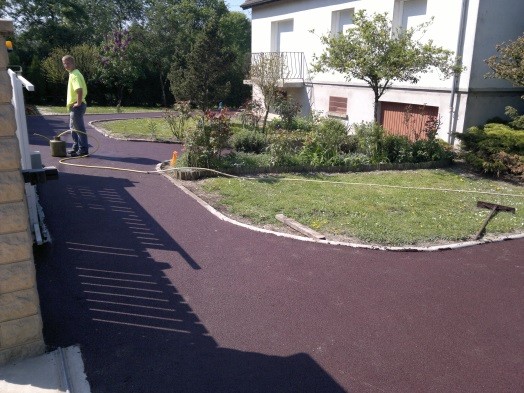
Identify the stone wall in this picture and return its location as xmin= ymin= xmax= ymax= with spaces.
xmin=0 ymin=19 xmax=45 ymax=366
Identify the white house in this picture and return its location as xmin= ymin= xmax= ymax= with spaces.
xmin=241 ymin=0 xmax=524 ymax=143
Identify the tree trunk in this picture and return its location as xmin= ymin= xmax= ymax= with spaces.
xmin=159 ymin=72 xmax=167 ymax=107
xmin=262 ymin=105 xmax=270 ymax=134
xmin=373 ymin=91 xmax=380 ymax=123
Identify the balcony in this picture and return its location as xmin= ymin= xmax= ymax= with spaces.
xmin=244 ymin=52 xmax=308 ymax=88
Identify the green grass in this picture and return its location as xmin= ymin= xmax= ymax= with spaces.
xmin=96 ymin=118 xmax=180 ymax=141
xmin=96 ymin=117 xmax=243 ymax=142
xmin=35 ymin=105 xmax=163 ymax=115
xmin=187 ymin=169 xmax=524 ymax=246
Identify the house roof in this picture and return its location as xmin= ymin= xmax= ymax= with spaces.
xmin=240 ymin=0 xmax=283 ymax=10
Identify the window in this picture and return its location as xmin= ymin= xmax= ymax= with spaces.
xmin=331 ymin=8 xmax=354 ymax=34
xmin=328 ymin=96 xmax=348 ymax=117
xmin=394 ymin=0 xmax=428 ymax=31
xmin=271 ymin=19 xmax=294 ymax=52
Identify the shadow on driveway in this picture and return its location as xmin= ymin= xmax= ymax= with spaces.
xmin=35 ymin=172 xmax=345 ymax=393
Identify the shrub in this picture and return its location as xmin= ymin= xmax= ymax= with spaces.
xmin=230 ymin=130 xmax=268 ymax=153
xmin=412 ymin=139 xmax=453 ymax=163
xmin=238 ymin=100 xmax=264 ymax=131
xmin=267 ymin=131 xmax=307 ymax=166
xmin=218 ymin=152 xmax=273 ymax=169
xmin=383 ymin=135 xmax=412 ymax=163
xmin=301 ymin=118 xmax=351 ymax=166
xmin=458 ymin=123 xmax=524 ymax=155
xmin=163 ymin=100 xmax=191 ymax=141
xmin=455 ymin=122 xmax=524 ymax=177
xmin=184 ymin=109 xmax=233 ymax=168
xmin=352 ymin=121 xmax=386 ymax=163
xmin=274 ymin=90 xmax=302 ymax=130
xmin=341 ymin=153 xmax=372 ymax=167
xmin=505 ymin=106 xmax=524 ymax=129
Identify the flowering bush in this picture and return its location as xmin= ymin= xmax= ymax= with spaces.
xmin=183 ymin=109 xmax=233 ymax=168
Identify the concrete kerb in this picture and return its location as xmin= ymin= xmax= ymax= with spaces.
xmin=87 ymin=120 xmax=524 ymax=252
xmin=0 ymin=345 xmax=91 ymax=393
xmin=156 ymin=162 xmax=524 ymax=252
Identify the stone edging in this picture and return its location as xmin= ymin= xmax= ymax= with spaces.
xmin=157 ymin=162 xmax=524 ymax=252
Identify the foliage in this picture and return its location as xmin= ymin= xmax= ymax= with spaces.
xmin=219 ymin=11 xmax=252 ymax=107
xmin=352 ymin=121 xmax=386 ymax=163
xmin=485 ymin=33 xmax=524 ymax=88
xmin=238 ymin=100 xmax=264 ymax=131
xmin=301 ymin=118 xmax=351 ymax=166
xmin=230 ymin=130 xmax=268 ymax=154
xmin=273 ymin=90 xmax=302 ymax=130
xmin=100 ymin=29 xmax=140 ymax=106
xmin=42 ymin=44 xmax=100 ymax=85
xmin=383 ymin=135 xmax=413 ymax=163
xmin=455 ymin=123 xmax=524 ymax=178
xmin=485 ymin=33 xmax=524 ymax=132
xmin=267 ymin=131 xmax=307 ymax=167
xmin=169 ymin=16 xmax=233 ymax=111
xmin=41 ymin=44 xmax=102 ymax=104
xmin=249 ymin=52 xmax=289 ymax=133
xmin=505 ymin=106 xmax=524 ymax=129
xmin=163 ymin=101 xmax=192 ymax=141
xmin=313 ymin=10 xmax=462 ymax=120
xmin=5 ymin=0 xmax=250 ymax=108
xmin=184 ymin=109 xmax=233 ymax=168
xmin=147 ymin=119 xmax=158 ymax=140
xmin=411 ymin=139 xmax=452 ymax=163
xmin=215 ymin=152 xmax=273 ymax=170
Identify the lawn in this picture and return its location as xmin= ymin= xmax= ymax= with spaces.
xmin=95 ymin=118 xmax=177 ymax=141
xmin=179 ymin=169 xmax=524 ymax=246
xmin=37 ymin=110 xmax=524 ymax=246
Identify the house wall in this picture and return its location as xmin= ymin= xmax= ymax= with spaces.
xmin=461 ymin=0 xmax=524 ymax=131
xmin=0 ymin=20 xmax=45 ymax=366
xmin=250 ymin=0 xmax=524 ymax=141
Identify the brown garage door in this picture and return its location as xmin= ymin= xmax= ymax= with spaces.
xmin=380 ymin=102 xmax=439 ymax=141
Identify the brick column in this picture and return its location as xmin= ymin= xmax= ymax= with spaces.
xmin=0 ymin=19 xmax=45 ymax=366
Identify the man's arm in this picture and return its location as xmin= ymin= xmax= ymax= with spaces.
xmin=73 ymin=88 xmax=83 ymax=107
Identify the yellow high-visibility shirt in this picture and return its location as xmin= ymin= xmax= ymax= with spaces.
xmin=66 ymin=69 xmax=88 ymax=108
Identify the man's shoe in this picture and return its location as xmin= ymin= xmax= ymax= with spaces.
xmin=67 ymin=149 xmax=78 ymax=155
xmin=70 ymin=150 xmax=88 ymax=157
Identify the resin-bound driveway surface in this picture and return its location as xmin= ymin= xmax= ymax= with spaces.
xmin=29 ymin=114 xmax=523 ymax=393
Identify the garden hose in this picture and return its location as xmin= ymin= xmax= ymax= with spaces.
xmin=34 ymin=130 xmax=524 ymax=199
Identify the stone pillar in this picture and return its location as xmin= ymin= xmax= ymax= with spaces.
xmin=0 ymin=19 xmax=45 ymax=366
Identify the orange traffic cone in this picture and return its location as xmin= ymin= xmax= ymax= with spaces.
xmin=170 ymin=150 xmax=178 ymax=167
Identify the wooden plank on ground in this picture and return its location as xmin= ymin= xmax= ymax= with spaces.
xmin=275 ymin=214 xmax=326 ymax=240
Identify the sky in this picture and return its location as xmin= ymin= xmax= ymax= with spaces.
xmin=226 ymin=0 xmax=251 ymax=17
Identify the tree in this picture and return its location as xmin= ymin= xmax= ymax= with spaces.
xmin=485 ymin=34 xmax=524 ymax=88
xmin=169 ymin=16 xmax=234 ymax=111
xmin=485 ymin=34 xmax=524 ymax=129
xmin=219 ymin=11 xmax=252 ymax=107
xmin=100 ymin=29 xmax=141 ymax=106
xmin=249 ymin=52 xmax=289 ymax=133
xmin=41 ymin=44 xmax=101 ymax=104
xmin=313 ymin=10 xmax=462 ymax=121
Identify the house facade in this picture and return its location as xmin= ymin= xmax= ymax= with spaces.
xmin=241 ymin=0 xmax=524 ymax=143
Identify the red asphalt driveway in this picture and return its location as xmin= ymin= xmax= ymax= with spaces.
xmin=29 ymin=114 xmax=523 ymax=392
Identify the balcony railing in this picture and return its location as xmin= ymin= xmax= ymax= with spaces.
xmin=246 ymin=52 xmax=308 ymax=87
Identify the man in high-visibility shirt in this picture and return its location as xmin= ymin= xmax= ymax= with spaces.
xmin=62 ymin=55 xmax=88 ymax=156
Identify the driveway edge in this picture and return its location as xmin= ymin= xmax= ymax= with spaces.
xmin=158 ymin=163 xmax=524 ymax=252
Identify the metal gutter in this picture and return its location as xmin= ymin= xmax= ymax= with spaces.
xmin=448 ymin=0 xmax=469 ymax=144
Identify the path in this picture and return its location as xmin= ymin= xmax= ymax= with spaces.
xmin=28 ymin=114 xmax=523 ymax=392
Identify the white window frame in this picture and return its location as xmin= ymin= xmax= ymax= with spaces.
xmin=331 ymin=8 xmax=355 ymax=35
